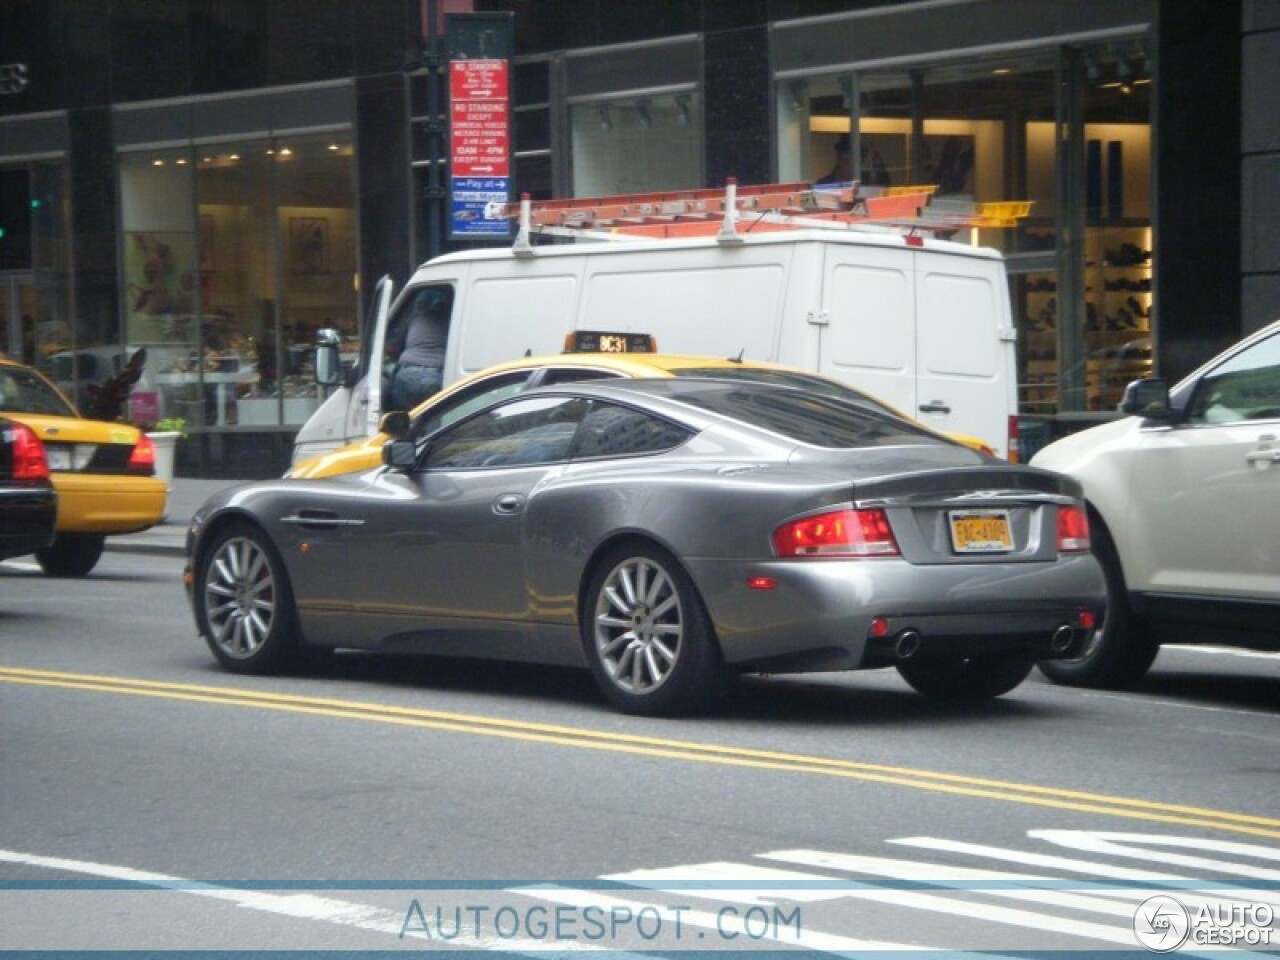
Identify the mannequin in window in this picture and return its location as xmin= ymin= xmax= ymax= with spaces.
xmin=817 ymin=137 xmax=891 ymax=187
xmin=387 ymin=292 xmax=450 ymax=412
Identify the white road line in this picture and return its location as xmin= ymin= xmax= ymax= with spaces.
xmin=758 ymin=848 xmax=1136 ymax=916
xmin=0 ymin=847 xmax=637 ymax=955
xmin=607 ymin=858 xmax=1132 ymax=948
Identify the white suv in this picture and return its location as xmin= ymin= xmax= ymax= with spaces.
xmin=1030 ymin=318 xmax=1280 ymax=687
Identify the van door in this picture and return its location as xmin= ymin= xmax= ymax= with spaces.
xmin=815 ymin=244 xmax=918 ymax=423
xmin=914 ymin=252 xmax=1014 ymax=456
xmin=293 ymin=275 xmax=396 ymax=465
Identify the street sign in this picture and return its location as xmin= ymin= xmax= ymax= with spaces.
xmin=449 ymin=58 xmax=510 ymax=238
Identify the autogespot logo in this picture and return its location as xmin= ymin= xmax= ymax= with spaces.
xmin=1134 ymin=895 xmax=1191 ymax=952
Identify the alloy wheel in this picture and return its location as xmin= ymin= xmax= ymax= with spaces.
xmin=592 ymin=556 xmax=684 ymax=694
xmin=203 ymin=536 xmax=277 ymax=661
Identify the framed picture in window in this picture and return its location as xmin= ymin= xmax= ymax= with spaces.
xmin=289 ymin=217 xmax=329 ymax=273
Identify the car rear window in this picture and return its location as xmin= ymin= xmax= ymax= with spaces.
xmin=671 ymin=366 xmax=902 ymax=419
xmin=673 ymin=383 xmax=937 ymax=449
xmin=0 ymin=367 xmax=77 ymax=418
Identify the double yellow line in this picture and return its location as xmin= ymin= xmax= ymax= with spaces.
xmin=4 ymin=665 xmax=1278 ymax=840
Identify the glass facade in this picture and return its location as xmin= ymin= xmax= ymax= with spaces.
xmin=570 ymin=92 xmax=702 ymax=196
xmin=778 ymin=40 xmax=1152 ymax=427
xmin=118 ymin=132 xmax=357 ymax=431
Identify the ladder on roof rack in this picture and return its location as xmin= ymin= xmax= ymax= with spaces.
xmin=482 ymin=178 xmax=1032 ymax=253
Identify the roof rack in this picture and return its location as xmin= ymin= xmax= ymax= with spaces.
xmin=483 ymin=178 xmax=1032 ymax=254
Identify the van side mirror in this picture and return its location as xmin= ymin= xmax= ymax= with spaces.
xmin=314 ymin=328 xmax=341 ymax=386
xmin=1120 ymin=378 xmax=1173 ymax=421
xmin=379 ymin=409 xmax=411 ymax=439
xmin=382 ymin=439 xmax=416 ymax=472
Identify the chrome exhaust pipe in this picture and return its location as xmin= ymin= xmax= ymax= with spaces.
xmin=895 ymin=629 xmax=922 ymax=660
xmin=1051 ymin=624 xmax=1076 ymax=653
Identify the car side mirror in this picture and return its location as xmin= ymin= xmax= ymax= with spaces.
xmin=381 ymin=438 xmax=416 ymax=472
xmin=379 ymin=409 xmax=411 ymax=439
xmin=1120 ymin=377 xmax=1174 ymax=421
xmin=314 ymin=329 xmax=341 ymax=386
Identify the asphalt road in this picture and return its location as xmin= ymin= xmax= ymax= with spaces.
xmin=2 ymin=549 xmax=1278 ymax=955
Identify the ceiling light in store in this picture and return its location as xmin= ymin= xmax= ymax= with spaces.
xmin=176 ymin=158 xmax=188 ymax=165
xmin=328 ymin=143 xmax=340 ymax=151
xmin=152 ymin=159 xmax=164 ymax=166
xmin=279 ymin=147 xmax=293 ymax=156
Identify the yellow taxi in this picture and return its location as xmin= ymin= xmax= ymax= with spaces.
xmin=0 ymin=357 xmax=167 ymax=576
xmin=289 ymin=346 xmax=994 ymax=480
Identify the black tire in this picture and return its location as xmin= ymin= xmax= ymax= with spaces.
xmin=581 ymin=542 xmax=726 ymax=716
xmin=896 ymin=655 xmax=1034 ymax=701
xmin=1038 ymin=519 xmax=1157 ymax=689
xmin=35 ymin=533 xmax=106 ymax=578
xmin=195 ymin=522 xmax=301 ymax=674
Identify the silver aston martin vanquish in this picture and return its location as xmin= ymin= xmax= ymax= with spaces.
xmin=185 ymin=378 xmax=1104 ymax=715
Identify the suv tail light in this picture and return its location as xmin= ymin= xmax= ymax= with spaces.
xmin=11 ymin=422 xmax=50 ymax=481
xmin=774 ymin=508 xmax=899 ymax=558
xmin=1057 ymin=504 xmax=1091 ymax=553
xmin=1007 ymin=415 xmax=1021 ymax=462
xmin=126 ymin=433 xmax=157 ymax=475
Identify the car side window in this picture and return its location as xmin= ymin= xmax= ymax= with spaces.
xmin=425 ymin=395 xmax=590 ymax=470
xmin=570 ymin=401 xmax=692 ymax=459
xmin=412 ymin=372 xmax=532 ymax=439
xmin=1186 ymin=331 xmax=1280 ymax=425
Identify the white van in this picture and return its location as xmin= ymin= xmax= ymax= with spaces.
xmin=293 ymin=226 xmax=1020 ymax=463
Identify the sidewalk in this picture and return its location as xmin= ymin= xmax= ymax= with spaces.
xmin=109 ymin=477 xmax=257 ymax=557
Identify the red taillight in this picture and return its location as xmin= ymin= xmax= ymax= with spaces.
xmin=127 ymin=433 xmax=157 ymax=474
xmin=1057 ymin=504 xmax=1091 ymax=553
xmin=773 ymin=508 xmax=899 ymax=558
xmin=11 ymin=422 xmax=50 ymax=481
xmin=1007 ymin=415 xmax=1021 ymax=462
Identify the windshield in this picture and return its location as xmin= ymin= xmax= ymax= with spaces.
xmin=0 ymin=365 xmax=78 ymax=417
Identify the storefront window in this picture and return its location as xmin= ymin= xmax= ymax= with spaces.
xmin=1 ymin=162 xmax=71 ymax=380
xmin=120 ymin=132 xmax=357 ymax=430
xmin=269 ymin=133 xmax=357 ymax=427
xmin=570 ymin=92 xmax=701 ymax=196
xmin=778 ymin=43 xmax=1150 ymax=423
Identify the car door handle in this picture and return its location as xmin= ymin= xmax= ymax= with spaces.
xmin=918 ymin=401 xmax=951 ymax=414
xmin=280 ymin=512 xmax=366 ymax=529
xmin=493 ymin=494 xmax=526 ymax=515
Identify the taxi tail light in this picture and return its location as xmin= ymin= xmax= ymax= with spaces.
xmin=11 ymin=421 xmax=50 ymax=481
xmin=1007 ymin=415 xmax=1021 ymax=462
xmin=1056 ymin=504 xmax=1091 ymax=553
xmin=773 ymin=508 xmax=899 ymax=558
xmin=127 ymin=433 xmax=157 ymax=475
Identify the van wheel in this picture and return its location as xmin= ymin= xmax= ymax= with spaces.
xmin=1038 ymin=522 xmax=1157 ymax=689
xmin=196 ymin=523 xmax=300 ymax=674
xmin=35 ymin=533 xmax=106 ymax=578
xmin=897 ymin=655 xmax=1034 ymax=700
xmin=582 ymin=543 xmax=725 ymax=716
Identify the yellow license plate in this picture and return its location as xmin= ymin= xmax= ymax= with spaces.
xmin=949 ymin=510 xmax=1013 ymax=553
